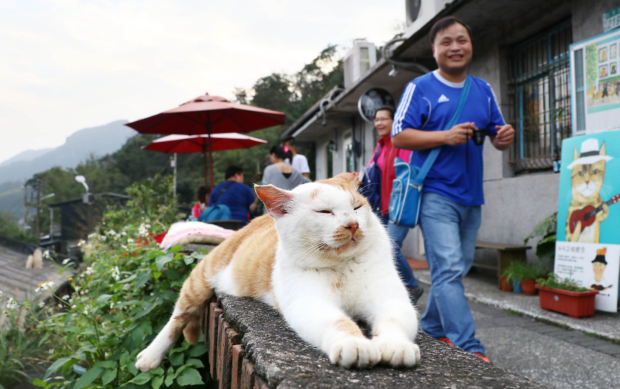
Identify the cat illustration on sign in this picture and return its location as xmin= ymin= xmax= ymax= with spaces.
xmin=566 ymin=138 xmax=614 ymax=243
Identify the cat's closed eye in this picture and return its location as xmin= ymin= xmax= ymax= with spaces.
xmin=317 ymin=210 xmax=332 ymax=214
xmin=354 ymin=205 xmax=363 ymax=211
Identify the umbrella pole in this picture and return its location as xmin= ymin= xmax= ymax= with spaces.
xmin=207 ymin=120 xmax=214 ymax=190
xmin=202 ymin=151 xmax=208 ymax=186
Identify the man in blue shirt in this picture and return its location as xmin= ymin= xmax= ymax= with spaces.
xmin=209 ymin=166 xmax=258 ymax=224
xmin=392 ymin=16 xmax=514 ymax=363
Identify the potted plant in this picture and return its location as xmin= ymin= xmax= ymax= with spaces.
xmin=535 ymin=273 xmax=599 ymax=319
xmin=500 ymin=269 xmax=514 ymax=292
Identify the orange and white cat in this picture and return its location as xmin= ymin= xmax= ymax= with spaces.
xmin=566 ymin=141 xmax=609 ymax=243
xmin=136 ymin=173 xmax=420 ymax=372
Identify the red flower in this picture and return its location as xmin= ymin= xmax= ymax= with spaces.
xmin=124 ymin=253 xmax=128 ymax=257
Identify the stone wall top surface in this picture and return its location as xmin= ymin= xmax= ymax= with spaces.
xmin=217 ymin=294 xmax=547 ymax=389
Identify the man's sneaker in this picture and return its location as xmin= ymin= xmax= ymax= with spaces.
xmin=438 ymin=337 xmax=454 ymax=346
xmin=406 ymin=286 xmax=424 ymax=305
xmin=473 ymin=352 xmax=491 ymax=363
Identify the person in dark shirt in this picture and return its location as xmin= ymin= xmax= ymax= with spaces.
xmin=209 ymin=166 xmax=259 ymax=224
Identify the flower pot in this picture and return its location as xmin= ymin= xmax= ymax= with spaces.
xmin=500 ymin=276 xmax=513 ymax=292
xmin=536 ymin=285 xmax=599 ymax=319
xmin=522 ymin=279 xmax=537 ymax=296
xmin=513 ymin=280 xmax=523 ymax=293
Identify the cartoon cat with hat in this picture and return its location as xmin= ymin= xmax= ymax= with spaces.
xmin=566 ymin=138 xmax=614 ymax=243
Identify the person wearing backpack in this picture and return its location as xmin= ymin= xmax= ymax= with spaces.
xmin=365 ymin=105 xmax=423 ymax=305
xmin=391 ymin=17 xmax=514 ymax=363
xmin=201 ymin=166 xmax=258 ymax=225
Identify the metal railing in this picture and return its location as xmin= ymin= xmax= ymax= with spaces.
xmin=507 ymin=21 xmax=573 ymax=173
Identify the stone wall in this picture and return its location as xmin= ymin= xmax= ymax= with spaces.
xmin=203 ymin=293 xmax=546 ymax=389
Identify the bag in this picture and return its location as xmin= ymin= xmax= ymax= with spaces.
xmin=198 ymin=181 xmax=235 ymax=222
xmin=389 ymin=76 xmax=472 ymax=227
xmin=359 ymin=145 xmax=382 ymax=213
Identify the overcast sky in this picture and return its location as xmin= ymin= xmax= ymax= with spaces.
xmin=0 ymin=0 xmax=404 ymax=164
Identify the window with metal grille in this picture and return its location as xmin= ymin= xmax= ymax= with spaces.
xmin=507 ymin=21 xmax=573 ymax=172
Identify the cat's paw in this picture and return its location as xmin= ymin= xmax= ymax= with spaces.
xmin=135 ymin=347 xmax=164 ymax=373
xmin=328 ymin=337 xmax=381 ymax=368
xmin=372 ymin=337 xmax=421 ymax=367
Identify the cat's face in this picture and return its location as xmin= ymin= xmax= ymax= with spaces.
xmin=571 ymin=143 xmax=606 ymax=201
xmin=256 ymin=173 xmax=375 ymax=262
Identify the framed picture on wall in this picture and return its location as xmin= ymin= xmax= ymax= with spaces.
xmin=600 ymin=64 xmax=609 ymax=78
xmin=600 ymin=46 xmax=608 ymax=62
xmin=612 ymin=62 xmax=618 ymax=75
xmin=611 ymin=43 xmax=618 ymax=59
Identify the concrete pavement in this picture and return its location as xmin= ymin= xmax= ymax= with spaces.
xmin=414 ymin=269 xmax=620 ymax=389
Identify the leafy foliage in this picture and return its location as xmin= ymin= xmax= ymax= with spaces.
xmin=524 ymin=212 xmax=557 ymax=261
xmin=502 ymin=261 xmax=547 ymax=282
xmin=0 ymin=210 xmax=37 ymax=244
xmin=536 ymin=273 xmax=589 ymax=293
xmin=1 ymin=177 xmax=208 ymax=388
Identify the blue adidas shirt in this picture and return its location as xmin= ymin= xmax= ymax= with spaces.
xmin=209 ymin=181 xmax=255 ymax=223
xmin=391 ymin=70 xmax=505 ymax=206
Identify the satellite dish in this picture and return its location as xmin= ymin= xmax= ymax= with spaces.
xmin=357 ymin=88 xmax=395 ymax=123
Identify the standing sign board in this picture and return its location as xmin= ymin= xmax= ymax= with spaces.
xmin=570 ymin=29 xmax=620 ymax=135
xmin=555 ymin=131 xmax=620 ymax=312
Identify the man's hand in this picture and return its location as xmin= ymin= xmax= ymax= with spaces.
xmin=443 ymin=122 xmax=475 ymax=146
xmin=491 ymin=124 xmax=515 ymax=150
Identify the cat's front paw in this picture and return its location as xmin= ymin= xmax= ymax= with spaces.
xmin=328 ymin=337 xmax=381 ymax=368
xmin=372 ymin=337 xmax=421 ymax=367
xmin=135 ymin=347 xmax=164 ymax=373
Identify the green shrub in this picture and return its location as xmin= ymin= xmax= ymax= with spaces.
xmin=524 ymin=213 xmax=557 ymax=261
xmin=12 ymin=174 xmax=211 ymax=389
xmin=536 ymin=273 xmax=589 ymax=293
xmin=502 ymin=261 xmax=547 ymax=282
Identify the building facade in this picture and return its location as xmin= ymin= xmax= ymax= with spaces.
xmin=282 ymin=0 xmax=620 ymax=264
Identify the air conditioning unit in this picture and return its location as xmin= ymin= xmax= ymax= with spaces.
xmin=343 ymin=41 xmax=377 ymax=89
xmin=405 ymin=0 xmax=452 ymax=37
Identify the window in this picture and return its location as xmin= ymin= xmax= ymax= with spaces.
xmin=508 ymin=21 xmax=573 ymax=172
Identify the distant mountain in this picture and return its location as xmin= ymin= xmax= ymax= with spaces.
xmin=0 ymin=148 xmax=53 ymax=167
xmin=0 ymin=120 xmax=135 ymax=185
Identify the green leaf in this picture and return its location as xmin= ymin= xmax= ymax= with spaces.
xmin=97 ymin=294 xmax=113 ymax=304
xmin=118 ymin=274 xmax=137 ymax=284
xmin=73 ymin=366 xmax=104 ymax=389
xmin=130 ymin=372 xmax=153 ymax=385
xmin=185 ymin=358 xmax=204 ymax=368
xmin=135 ymin=269 xmax=151 ymax=289
xmin=153 ymin=271 xmax=162 ymax=280
xmin=132 ymin=327 xmax=145 ymax=345
xmin=169 ymin=351 xmax=185 ymax=366
xmin=134 ymin=301 xmax=159 ymax=320
xmin=176 ymin=368 xmax=204 ymax=386
xmin=32 ymin=378 xmax=46 ymax=387
xmin=164 ymin=373 xmax=176 ymax=387
xmin=152 ymin=367 xmax=164 ymax=376
xmin=171 ymin=245 xmax=182 ymax=253
xmin=162 ymin=290 xmax=177 ymax=301
xmin=183 ymin=256 xmax=195 ymax=265
xmin=152 ymin=375 xmax=164 ymax=389
xmin=155 ymin=253 xmax=174 ymax=270
xmin=101 ymin=368 xmax=117 ymax=385
xmin=94 ymin=361 xmax=117 ymax=369
xmin=188 ymin=344 xmax=207 ymax=357
xmin=166 ymin=268 xmax=181 ymax=281
xmin=44 ymin=357 xmax=71 ymax=379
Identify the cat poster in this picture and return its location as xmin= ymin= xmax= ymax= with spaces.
xmin=556 ymin=131 xmax=620 ymax=311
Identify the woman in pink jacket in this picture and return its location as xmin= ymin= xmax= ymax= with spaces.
xmin=368 ymin=105 xmax=423 ymax=305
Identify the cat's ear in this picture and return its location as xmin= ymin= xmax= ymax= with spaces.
xmin=573 ymin=146 xmax=580 ymax=161
xmin=333 ymin=172 xmax=359 ymax=183
xmin=255 ymin=185 xmax=294 ymax=218
xmin=600 ymin=141 xmax=606 ymax=156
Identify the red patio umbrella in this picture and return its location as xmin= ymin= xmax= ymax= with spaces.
xmin=126 ymin=93 xmax=285 ymax=188
xmin=141 ymin=133 xmax=267 ymax=185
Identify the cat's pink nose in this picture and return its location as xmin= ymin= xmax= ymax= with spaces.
xmin=345 ymin=222 xmax=358 ymax=236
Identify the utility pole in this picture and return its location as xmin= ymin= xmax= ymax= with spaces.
xmin=35 ymin=178 xmax=41 ymax=245
xmin=23 ymin=184 xmax=28 ymax=233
